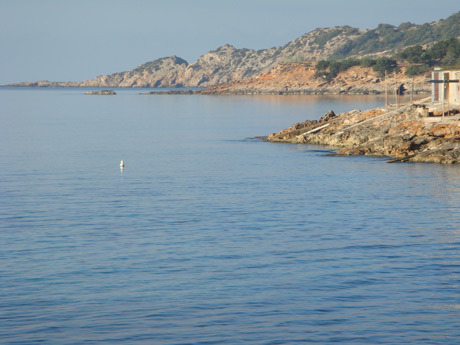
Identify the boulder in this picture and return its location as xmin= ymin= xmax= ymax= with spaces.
xmin=319 ymin=110 xmax=336 ymax=123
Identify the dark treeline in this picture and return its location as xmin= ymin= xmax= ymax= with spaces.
xmin=314 ymin=38 xmax=460 ymax=80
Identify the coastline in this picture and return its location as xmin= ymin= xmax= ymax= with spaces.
xmin=3 ymin=66 xmax=432 ymax=96
xmin=264 ymin=98 xmax=460 ymax=164
xmin=197 ymin=88 xmax=430 ymax=96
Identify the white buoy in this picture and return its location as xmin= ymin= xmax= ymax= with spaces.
xmin=120 ymin=160 xmax=124 ymax=169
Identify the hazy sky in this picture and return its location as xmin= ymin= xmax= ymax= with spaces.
xmin=1 ymin=0 xmax=459 ymax=85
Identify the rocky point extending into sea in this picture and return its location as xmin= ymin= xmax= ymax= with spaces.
xmin=264 ymin=98 xmax=460 ymax=164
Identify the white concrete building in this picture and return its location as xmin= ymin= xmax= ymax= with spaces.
xmin=432 ymin=69 xmax=460 ymax=103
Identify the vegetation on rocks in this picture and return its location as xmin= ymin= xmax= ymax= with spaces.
xmin=397 ymin=38 xmax=460 ymax=75
xmin=332 ymin=11 xmax=460 ymax=59
xmin=313 ymin=37 xmax=460 ymax=81
xmin=314 ymin=57 xmax=398 ymax=80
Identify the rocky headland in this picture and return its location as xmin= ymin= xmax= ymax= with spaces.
xmin=265 ymin=99 xmax=460 ymax=164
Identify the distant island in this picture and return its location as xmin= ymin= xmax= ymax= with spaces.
xmin=6 ymin=11 xmax=460 ymax=95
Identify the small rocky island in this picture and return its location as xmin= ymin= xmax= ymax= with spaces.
xmin=265 ymin=99 xmax=460 ymax=164
xmin=84 ymin=89 xmax=116 ymax=95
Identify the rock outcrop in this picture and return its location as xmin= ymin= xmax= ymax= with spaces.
xmin=265 ymin=100 xmax=460 ymax=164
xmin=84 ymin=89 xmax=116 ymax=95
xmin=80 ymin=56 xmax=189 ymax=88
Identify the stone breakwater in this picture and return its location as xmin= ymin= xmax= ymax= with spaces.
xmin=265 ymin=99 xmax=460 ymax=164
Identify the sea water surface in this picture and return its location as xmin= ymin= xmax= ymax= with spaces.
xmin=1 ymin=88 xmax=460 ymax=344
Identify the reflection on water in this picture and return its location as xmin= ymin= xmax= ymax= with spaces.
xmin=1 ymin=88 xmax=459 ymax=344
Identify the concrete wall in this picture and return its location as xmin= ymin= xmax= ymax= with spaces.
xmin=432 ymin=70 xmax=460 ymax=103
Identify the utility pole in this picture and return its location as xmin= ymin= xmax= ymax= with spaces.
xmin=411 ymin=77 xmax=414 ymax=103
xmin=442 ymin=80 xmax=445 ymax=119
xmin=385 ymin=70 xmax=388 ymax=106
xmin=446 ymin=80 xmax=450 ymax=117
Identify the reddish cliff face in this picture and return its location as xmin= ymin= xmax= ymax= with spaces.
xmin=200 ymin=63 xmax=431 ymax=95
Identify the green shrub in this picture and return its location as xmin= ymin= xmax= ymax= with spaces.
xmin=372 ymin=58 xmax=398 ymax=77
xmin=315 ymin=60 xmax=330 ymax=71
xmin=397 ymin=45 xmax=425 ymax=63
xmin=405 ymin=65 xmax=429 ymax=76
xmin=314 ymin=29 xmax=343 ymax=48
xmin=360 ymin=58 xmax=376 ymax=67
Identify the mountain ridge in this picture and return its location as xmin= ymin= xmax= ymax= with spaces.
xmin=7 ymin=11 xmax=460 ymax=89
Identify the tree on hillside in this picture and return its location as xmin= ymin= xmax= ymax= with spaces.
xmin=372 ymin=58 xmax=398 ymax=77
xmin=397 ymin=45 xmax=425 ymax=63
xmin=441 ymin=38 xmax=460 ymax=65
xmin=314 ymin=37 xmax=460 ymax=81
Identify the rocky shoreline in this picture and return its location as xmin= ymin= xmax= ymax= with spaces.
xmin=264 ymin=98 xmax=460 ymax=164
xmin=198 ymin=88 xmax=430 ymax=96
xmin=139 ymin=90 xmax=195 ymax=95
xmin=198 ymin=64 xmax=431 ymax=96
xmin=4 ymin=62 xmax=432 ymax=97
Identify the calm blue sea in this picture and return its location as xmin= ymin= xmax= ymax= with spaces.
xmin=1 ymin=88 xmax=460 ymax=344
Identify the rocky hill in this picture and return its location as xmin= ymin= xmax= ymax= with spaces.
xmin=8 ymin=11 xmax=460 ymax=89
